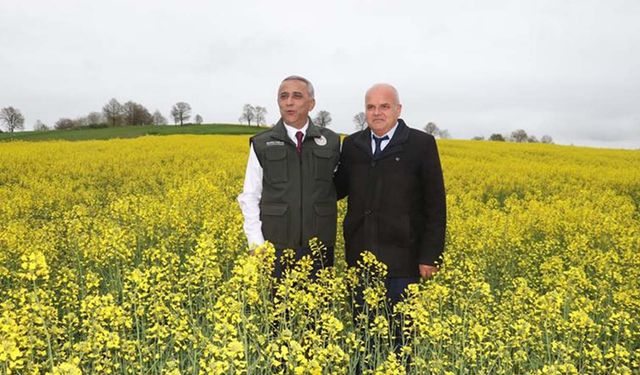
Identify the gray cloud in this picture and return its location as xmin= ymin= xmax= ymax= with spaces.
xmin=1 ymin=0 xmax=639 ymax=148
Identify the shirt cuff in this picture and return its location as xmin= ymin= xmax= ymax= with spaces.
xmin=247 ymin=233 xmax=266 ymax=249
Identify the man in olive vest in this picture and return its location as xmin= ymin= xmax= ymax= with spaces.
xmin=238 ymin=75 xmax=340 ymax=278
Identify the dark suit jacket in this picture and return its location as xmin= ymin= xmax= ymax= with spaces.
xmin=335 ymin=119 xmax=446 ymax=277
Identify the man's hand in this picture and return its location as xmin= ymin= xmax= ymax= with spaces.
xmin=419 ymin=264 xmax=439 ymax=279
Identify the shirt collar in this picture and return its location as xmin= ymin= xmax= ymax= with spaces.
xmin=284 ymin=121 xmax=309 ymax=140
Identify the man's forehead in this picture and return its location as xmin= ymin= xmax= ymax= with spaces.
xmin=366 ymin=96 xmax=396 ymax=105
xmin=279 ymin=80 xmax=307 ymax=92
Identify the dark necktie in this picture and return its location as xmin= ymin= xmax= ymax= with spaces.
xmin=295 ymin=131 xmax=304 ymax=154
xmin=373 ymin=135 xmax=389 ymax=158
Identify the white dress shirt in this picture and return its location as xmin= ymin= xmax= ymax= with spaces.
xmin=237 ymin=121 xmax=309 ymax=248
xmin=370 ymin=122 xmax=399 ymax=153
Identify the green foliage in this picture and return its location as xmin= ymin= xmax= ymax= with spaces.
xmin=0 ymin=124 xmax=264 ymax=142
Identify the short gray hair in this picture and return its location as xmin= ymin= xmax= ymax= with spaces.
xmin=281 ymin=75 xmax=315 ymax=98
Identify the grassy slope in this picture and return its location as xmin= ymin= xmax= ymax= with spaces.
xmin=0 ymin=124 xmax=265 ymax=142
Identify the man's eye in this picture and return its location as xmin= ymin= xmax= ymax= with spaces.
xmin=293 ymin=93 xmax=303 ymax=99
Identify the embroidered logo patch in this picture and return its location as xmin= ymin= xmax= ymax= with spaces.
xmin=314 ymin=135 xmax=327 ymax=146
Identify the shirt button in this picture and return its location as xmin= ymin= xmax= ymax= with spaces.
xmin=371 ymin=161 xmax=376 ymax=167
xmin=365 ymin=210 xmax=372 ymax=215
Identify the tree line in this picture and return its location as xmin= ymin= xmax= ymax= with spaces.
xmin=0 ymin=100 xmax=204 ymax=133
xmin=238 ymin=104 xmax=333 ymax=128
xmin=472 ymin=129 xmax=553 ymax=144
xmin=2 ymin=103 xmax=553 ymax=144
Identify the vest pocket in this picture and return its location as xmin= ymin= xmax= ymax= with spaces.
xmin=260 ymin=203 xmax=288 ymax=245
xmin=313 ymin=203 xmax=337 ymax=245
xmin=265 ymin=147 xmax=288 ymax=183
xmin=312 ymin=148 xmax=334 ymax=181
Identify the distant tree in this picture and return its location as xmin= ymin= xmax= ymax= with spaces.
xmin=239 ymin=104 xmax=256 ymax=126
xmin=472 ymin=136 xmax=484 ymax=141
xmin=424 ymin=122 xmax=450 ymax=139
xmin=353 ymin=112 xmax=366 ymax=131
xmin=424 ymin=122 xmax=439 ymax=136
xmin=438 ymin=129 xmax=451 ymax=139
xmin=171 ymin=102 xmax=192 ymax=125
xmin=86 ymin=112 xmax=104 ymax=126
xmin=72 ymin=117 xmax=88 ymax=128
xmin=194 ymin=114 xmax=203 ymax=125
xmin=489 ymin=133 xmax=506 ymax=141
xmin=527 ymin=135 xmax=538 ymax=143
xmin=541 ymin=135 xmax=553 ymax=144
xmin=0 ymin=107 xmax=25 ymax=133
xmin=152 ymin=110 xmax=167 ymax=125
xmin=314 ymin=110 xmax=332 ymax=127
xmin=123 ymin=101 xmax=153 ymax=126
xmin=55 ymin=118 xmax=75 ymax=130
xmin=34 ymin=120 xmax=49 ymax=131
xmin=254 ymin=106 xmax=267 ymax=126
xmin=511 ymin=129 xmax=528 ymax=143
xmin=102 ymin=98 xmax=124 ymax=126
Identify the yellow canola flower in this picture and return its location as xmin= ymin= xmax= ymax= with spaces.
xmin=0 ymin=135 xmax=638 ymax=374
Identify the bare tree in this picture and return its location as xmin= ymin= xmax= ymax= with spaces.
xmin=194 ymin=114 xmax=203 ymax=125
xmin=171 ymin=102 xmax=192 ymax=125
xmin=73 ymin=116 xmax=89 ymax=128
xmin=423 ymin=122 xmax=450 ymax=139
xmin=438 ymin=129 xmax=451 ymax=139
xmin=152 ymin=110 xmax=167 ymax=125
xmin=353 ymin=112 xmax=366 ymax=130
xmin=102 ymin=98 xmax=124 ymax=126
xmin=86 ymin=112 xmax=104 ymax=126
xmin=527 ymin=135 xmax=538 ymax=143
xmin=123 ymin=101 xmax=153 ymax=126
xmin=510 ymin=129 xmax=528 ymax=143
xmin=239 ymin=104 xmax=256 ymax=126
xmin=424 ymin=122 xmax=439 ymax=136
xmin=314 ymin=110 xmax=332 ymax=127
xmin=254 ymin=106 xmax=267 ymax=126
xmin=0 ymin=107 xmax=25 ymax=133
xmin=541 ymin=135 xmax=553 ymax=144
xmin=34 ymin=120 xmax=49 ymax=131
xmin=55 ymin=118 xmax=75 ymax=130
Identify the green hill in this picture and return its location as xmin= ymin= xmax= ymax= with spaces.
xmin=0 ymin=124 xmax=265 ymax=142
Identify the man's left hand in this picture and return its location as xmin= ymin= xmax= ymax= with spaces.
xmin=419 ymin=264 xmax=439 ymax=279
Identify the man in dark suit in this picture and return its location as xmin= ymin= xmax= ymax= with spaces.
xmin=335 ymin=83 xmax=446 ymax=305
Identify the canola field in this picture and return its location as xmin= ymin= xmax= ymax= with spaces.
xmin=1 ymin=135 xmax=639 ymax=374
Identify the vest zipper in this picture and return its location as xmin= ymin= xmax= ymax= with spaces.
xmin=299 ymin=146 xmax=303 ymax=248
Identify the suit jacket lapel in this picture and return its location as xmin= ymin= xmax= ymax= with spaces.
xmin=380 ymin=119 xmax=409 ymax=158
xmin=354 ymin=119 xmax=411 ymax=160
xmin=353 ymin=128 xmax=374 ymax=158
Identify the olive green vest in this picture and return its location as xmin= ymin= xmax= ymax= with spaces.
xmin=251 ymin=119 xmax=340 ymax=249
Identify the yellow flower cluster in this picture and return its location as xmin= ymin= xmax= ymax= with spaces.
xmin=0 ymin=135 xmax=638 ymax=374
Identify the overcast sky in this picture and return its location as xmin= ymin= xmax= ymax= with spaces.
xmin=1 ymin=0 xmax=639 ymax=149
